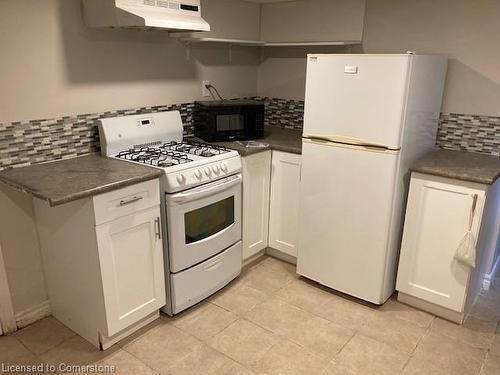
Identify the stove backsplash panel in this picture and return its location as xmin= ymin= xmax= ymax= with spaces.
xmin=1 ymin=98 xmax=498 ymax=170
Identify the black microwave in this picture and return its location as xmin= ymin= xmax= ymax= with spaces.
xmin=193 ymin=100 xmax=264 ymax=142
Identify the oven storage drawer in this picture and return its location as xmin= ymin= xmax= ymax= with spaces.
xmin=170 ymin=241 xmax=242 ymax=314
xmin=93 ymin=179 xmax=160 ymax=225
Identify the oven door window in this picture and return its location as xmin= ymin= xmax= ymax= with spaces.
xmin=184 ymin=197 xmax=235 ymax=244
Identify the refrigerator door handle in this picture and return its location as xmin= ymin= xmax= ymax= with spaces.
xmin=303 ymin=136 xmax=400 ymax=154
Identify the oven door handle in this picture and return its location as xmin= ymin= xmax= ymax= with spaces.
xmin=169 ymin=174 xmax=242 ymax=203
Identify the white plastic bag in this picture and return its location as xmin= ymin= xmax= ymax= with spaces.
xmin=454 ymin=194 xmax=478 ymax=268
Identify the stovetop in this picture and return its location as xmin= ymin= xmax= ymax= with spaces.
xmin=114 ymin=141 xmax=233 ymax=168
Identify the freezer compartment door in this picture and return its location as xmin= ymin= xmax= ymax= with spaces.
xmin=304 ymin=54 xmax=410 ymax=149
xmin=297 ymin=140 xmax=400 ymax=304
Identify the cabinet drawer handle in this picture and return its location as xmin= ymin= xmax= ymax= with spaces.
xmin=119 ymin=196 xmax=143 ymax=206
xmin=155 ymin=217 xmax=161 ymax=240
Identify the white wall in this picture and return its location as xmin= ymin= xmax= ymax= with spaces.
xmin=0 ymin=0 xmax=260 ymax=316
xmin=0 ymin=0 xmax=260 ymax=123
xmin=258 ymin=0 xmax=500 ymax=117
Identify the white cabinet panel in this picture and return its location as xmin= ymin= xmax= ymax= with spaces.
xmin=261 ymin=0 xmax=365 ymax=43
xmin=242 ymin=151 xmax=271 ymax=260
xmin=96 ymin=206 xmax=165 ymax=337
xmin=396 ymin=174 xmax=486 ymax=313
xmin=269 ymin=151 xmax=301 ymax=257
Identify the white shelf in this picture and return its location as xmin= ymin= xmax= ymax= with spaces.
xmin=174 ymin=36 xmax=264 ymax=46
xmin=263 ymin=41 xmax=361 ymax=46
xmin=172 ymin=36 xmax=361 ymax=47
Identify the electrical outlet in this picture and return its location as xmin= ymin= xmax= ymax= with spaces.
xmin=202 ymin=80 xmax=210 ymax=97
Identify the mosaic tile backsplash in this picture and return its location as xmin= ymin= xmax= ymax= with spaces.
xmin=436 ymin=113 xmax=499 ymax=156
xmin=0 ymin=98 xmax=498 ymax=170
xmin=0 ymin=103 xmax=194 ymax=170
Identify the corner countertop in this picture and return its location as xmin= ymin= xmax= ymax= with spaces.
xmin=187 ymin=126 xmax=303 ymax=156
xmin=411 ymin=149 xmax=500 ymax=185
xmin=0 ymin=154 xmax=162 ymax=207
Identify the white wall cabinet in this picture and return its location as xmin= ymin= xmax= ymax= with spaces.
xmin=268 ymin=151 xmax=302 ymax=257
xmin=34 ymin=179 xmax=165 ymax=349
xmin=260 ymin=0 xmax=365 ymax=44
xmin=396 ymin=173 xmax=487 ymax=322
xmin=242 ymin=151 xmax=272 ymax=260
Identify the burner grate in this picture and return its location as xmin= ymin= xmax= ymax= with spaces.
xmin=115 ymin=147 xmax=194 ymax=167
xmin=160 ymin=141 xmax=231 ymax=157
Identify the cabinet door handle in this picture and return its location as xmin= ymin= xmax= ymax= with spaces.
xmin=119 ymin=196 xmax=143 ymax=206
xmin=155 ymin=217 xmax=161 ymax=240
xmin=468 ymin=194 xmax=478 ymax=231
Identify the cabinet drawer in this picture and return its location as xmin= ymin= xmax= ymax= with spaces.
xmin=93 ymin=179 xmax=160 ymax=225
xmin=171 ymin=241 xmax=242 ymax=314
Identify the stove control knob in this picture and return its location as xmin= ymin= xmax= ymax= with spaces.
xmin=194 ymin=169 xmax=203 ymax=180
xmin=212 ymin=165 xmax=220 ymax=174
xmin=176 ymin=174 xmax=186 ymax=184
xmin=220 ymin=163 xmax=228 ymax=173
xmin=204 ymin=167 xmax=212 ymax=177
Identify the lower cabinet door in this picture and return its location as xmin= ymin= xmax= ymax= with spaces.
xmin=96 ymin=206 xmax=166 ymax=336
xmin=242 ymin=151 xmax=272 ymax=260
xmin=269 ymin=151 xmax=302 ymax=257
xmin=396 ymin=174 xmax=486 ymax=312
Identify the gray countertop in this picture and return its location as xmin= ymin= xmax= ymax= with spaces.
xmin=187 ymin=126 xmax=303 ymax=156
xmin=411 ymin=149 xmax=500 ymax=185
xmin=0 ymin=154 xmax=162 ymax=206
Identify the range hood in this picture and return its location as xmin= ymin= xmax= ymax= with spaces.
xmin=82 ymin=0 xmax=210 ymax=32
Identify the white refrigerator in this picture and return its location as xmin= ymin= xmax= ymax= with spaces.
xmin=297 ymin=53 xmax=448 ymax=305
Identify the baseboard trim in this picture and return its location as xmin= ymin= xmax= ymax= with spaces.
xmin=15 ymin=300 xmax=51 ymax=329
xmin=398 ymin=292 xmax=464 ymax=324
xmin=265 ymin=247 xmax=297 ymax=265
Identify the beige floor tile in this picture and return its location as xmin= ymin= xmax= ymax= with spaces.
xmin=430 ymin=317 xmax=495 ymax=349
xmin=359 ymin=312 xmax=427 ymax=354
xmin=211 ymin=283 xmax=269 ymax=316
xmin=481 ymin=353 xmax=500 ymax=375
xmin=377 ymin=297 xmax=435 ymax=328
xmin=311 ymin=295 xmax=376 ymax=330
xmin=490 ymin=334 xmax=500 ymax=356
xmin=252 ymin=339 xmax=329 ymax=375
xmin=118 ymin=316 xmax=168 ymax=347
xmin=123 ymin=323 xmax=202 ymax=373
xmin=322 ymin=361 xmax=359 ymax=375
xmin=245 ymin=297 xmax=315 ymax=337
xmin=13 ymin=316 xmax=75 ymax=355
xmin=336 ymin=334 xmax=409 ymax=375
xmin=275 ymin=279 xmax=337 ymax=313
xmin=0 ymin=335 xmax=41 ymax=365
xmin=240 ymin=258 xmax=296 ymax=293
xmin=287 ymin=316 xmax=354 ymax=359
xmin=217 ymin=360 xmax=257 ymax=375
xmin=98 ymin=349 xmax=158 ymax=375
xmin=171 ymin=303 xmax=238 ymax=341
xmin=208 ymin=319 xmax=278 ymax=367
xmin=469 ymin=296 xmax=500 ymax=322
xmin=40 ymin=334 xmax=119 ymax=367
xmin=403 ymin=332 xmax=486 ymax=375
xmin=166 ymin=344 xmax=231 ymax=375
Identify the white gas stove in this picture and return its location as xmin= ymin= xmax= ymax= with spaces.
xmin=98 ymin=111 xmax=241 ymax=193
xmin=99 ymin=111 xmax=242 ymax=315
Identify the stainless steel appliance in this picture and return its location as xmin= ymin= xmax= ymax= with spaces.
xmin=98 ymin=111 xmax=242 ymax=315
xmin=193 ymin=100 xmax=265 ymax=142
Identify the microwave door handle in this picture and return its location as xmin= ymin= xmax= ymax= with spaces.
xmin=170 ymin=174 xmax=242 ymax=203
